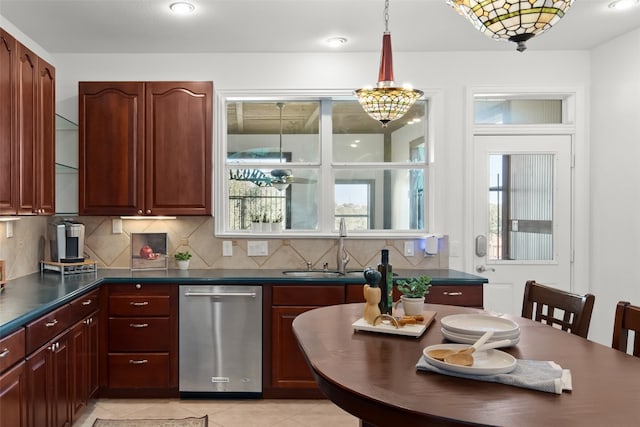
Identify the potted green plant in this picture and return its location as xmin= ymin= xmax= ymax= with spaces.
xmin=174 ymin=251 xmax=192 ymax=270
xmin=396 ymin=275 xmax=431 ymax=315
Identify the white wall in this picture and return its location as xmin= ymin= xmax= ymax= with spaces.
xmin=52 ymin=50 xmax=591 ymax=264
xmin=589 ymin=27 xmax=640 ymax=346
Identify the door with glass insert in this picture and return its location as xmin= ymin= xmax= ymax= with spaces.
xmin=473 ymin=134 xmax=572 ymax=315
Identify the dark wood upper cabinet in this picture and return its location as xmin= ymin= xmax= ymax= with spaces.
xmin=0 ymin=27 xmax=55 ymax=216
xmin=16 ymin=43 xmax=38 ymax=215
xmin=0 ymin=29 xmax=18 ymax=215
xmin=79 ymin=81 xmax=212 ymax=216
xmin=36 ymin=58 xmax=56 ymax=215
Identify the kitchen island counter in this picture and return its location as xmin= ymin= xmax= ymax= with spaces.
xmin=0 ymin=268 xmax=486 ymax=338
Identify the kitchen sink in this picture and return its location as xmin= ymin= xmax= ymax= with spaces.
xmin=282 ymin=270 xmax=343 ymax=278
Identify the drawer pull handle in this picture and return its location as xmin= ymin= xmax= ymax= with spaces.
xmin=129 ymin=323 xmax=149 ymax=328
xmin=0 ymin=349 xmax=9 ymax=358
xmin=130 ymin=301 xmax=149 ymax=306
xmin=45 ymin=319 xmax=58 ymax=327
xmin=82 ymin=299 xmax=93 ymax=306
xmin=443 ymin=291 xmax=463 ymax=296
xmin=129 ymin=359 xmax=148 ymax=365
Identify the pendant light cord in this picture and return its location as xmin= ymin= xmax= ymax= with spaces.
xmin=384 ymin=0 xmax=390 ymax=33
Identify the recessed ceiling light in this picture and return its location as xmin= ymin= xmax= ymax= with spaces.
xmin=608 ymin=0 xmax=639 ymax=9
xmin=170 ymin=2 xmax=195 ymax=15
xmin=327 ymin=37 xmax=347 ymax=48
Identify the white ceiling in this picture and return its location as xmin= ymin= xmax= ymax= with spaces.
xmin=1 ymin=0 xmax=639 ymax=54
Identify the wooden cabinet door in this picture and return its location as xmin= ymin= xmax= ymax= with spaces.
xmin=145 ymin=82 xmax=212 ymax=215
xmin=86 ymin=312 xmax=99 ymax=399
xmin=0 ymin=29 xmax=17 ymax=215
xmin=0 ymin=361 xmax=28 ymax=427
xmin=69 ymin=320 xmax=87 ymax=422
xmin=68 ymin=310 xmax=98 ymax=424
xmin=16 ymin=42 xmax=37 ymax=215
xmin=79 ymin=82 xmax=144 ymax=215
xmin=36 ymin=57 xmax=55 ymax=215
xmin=271 ymin=306 xmax=317 ymax=389
xmin=26 ymin=331 xmax=71 ymax=427
xmin=50 ymin=333 xmax=70 ymax=427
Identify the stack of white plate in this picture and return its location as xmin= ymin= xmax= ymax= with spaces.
xmin=440 ymin=314 xmax=520 ymax=347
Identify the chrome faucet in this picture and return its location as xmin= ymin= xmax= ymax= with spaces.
xmin=337 ymin=218 xmax=350 ymax=274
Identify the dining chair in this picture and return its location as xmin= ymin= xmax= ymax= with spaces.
xmin=612 ymin=301 xmax=640 ymax=357
xmin=521 ymin=280 xmax=595 ymax=338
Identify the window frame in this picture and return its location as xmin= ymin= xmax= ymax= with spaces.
xmin=214 ymin=89 xmax=438 ymax=238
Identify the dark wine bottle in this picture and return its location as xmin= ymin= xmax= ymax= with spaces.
xmin=377 ymin=249 xmax=393 ymax=315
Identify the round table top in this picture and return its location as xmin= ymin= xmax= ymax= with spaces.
xmin=292 ymin=303 xmax=640 ymax=427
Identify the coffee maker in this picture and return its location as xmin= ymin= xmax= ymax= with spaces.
xmin=49 ymin=220 xmax=85 ymax=263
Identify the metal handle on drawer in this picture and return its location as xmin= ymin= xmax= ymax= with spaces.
xmin=129 ymin=359 xmax=148 ymax=365
xmin=0 ymin=349 xmax=9 ymax=358
xmin=129 ymin=323 xmax=149 ymax=328
xmin=130 ymin=301 xmax=149 ymax=306
xmin=443 ymin=291 xmax=463 ymax=296
xmin=82 ymin=299 xmax=93 ymax=306
xmin=45 ymin=319 xmax=58 ymax=327
xmin=184 ymin=292 xmax=257 ymax=298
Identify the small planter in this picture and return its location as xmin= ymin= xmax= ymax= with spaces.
xmin=270 ymin=222 xmax=282 ymax=232
xmin=177 ymin=260 xmax=190 ymax=270
xmin=399 ymin=295 xmax=425 ymax=316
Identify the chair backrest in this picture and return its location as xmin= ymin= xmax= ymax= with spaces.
xmin=521 ymin=280 xmax=595 ymax=338
xmin=612 ymin=301 xmax=640 ymax=357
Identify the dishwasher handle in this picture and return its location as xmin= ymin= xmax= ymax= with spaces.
xmin=183 ymin=291 xmax=258 ymax=298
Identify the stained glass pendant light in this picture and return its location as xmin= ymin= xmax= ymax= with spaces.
xmin=355 ymin=0 xmax=423 ymax=127
xmin=447 ymin=0 xmax=575 ymax=52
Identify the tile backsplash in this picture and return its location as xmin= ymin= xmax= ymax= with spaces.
xmin=0 ymin=216 xmax=448 ymax=280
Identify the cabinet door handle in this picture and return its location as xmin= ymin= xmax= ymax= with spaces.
xmin=45 ymin=319 xmax=58 ymax=327
xmin=443 ymin=291 xmax=463 ymax=296
xmin=129 ymin=359 xmax=148 ymax=365
xmin=0 ymin=349 xmax=9 ymax=358
xmin=129 ymin=323 xmax=149 ymax=328
xmin=130 ymin=301 xmax=149 ymax=306
xmin=82 ymin=299 xmax=93 ymax=305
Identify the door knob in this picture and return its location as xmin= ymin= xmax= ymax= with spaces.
xmin=476 ymin=265 xmax=495 ymax=273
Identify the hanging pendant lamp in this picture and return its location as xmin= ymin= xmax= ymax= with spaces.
xmin=355 ymin=0 xmax=423 ymax=127
xmin=447 ymin=0 xmax=575 ymax=52
xmin=270 ymin=103 xmax=292 ymax=192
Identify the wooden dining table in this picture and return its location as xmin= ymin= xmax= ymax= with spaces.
xmin=292 ymin=303 xmax=640 ymax=427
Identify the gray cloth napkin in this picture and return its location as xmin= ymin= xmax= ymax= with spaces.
xmin=416 ymin=356 xmax=572 ymax=394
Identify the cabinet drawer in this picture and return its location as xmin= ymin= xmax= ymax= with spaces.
xmin=0 ymin=328 xmax=25 ymax=373
xmin=109 ymin=295 xmax=170 ymax=316
xmin=426 ymin=285 xmax=483 ymax=307
xmin=108 ymin=318 xmax=170 ymax=351
xmin=272 ymin=285 xmax=345 ymax=306
xmin=25 ymin=304 xmax=71 ymax=354
xmin=69 ymin=289 xmax=100 ymax=323
xmin=108 ymin=353 xmax=169 ymax=388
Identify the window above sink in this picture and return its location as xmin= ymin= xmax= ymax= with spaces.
xmin=215 ymin=90 xmax=434 ymax=238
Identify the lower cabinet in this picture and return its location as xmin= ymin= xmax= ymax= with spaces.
xmin=25 ymin=329 xmax=71 ymax=427
xmin=101 ymin=283 xmax=178 ymax=397
xmin=69 ymin=310 xmax=99 ymax=423
xmin=266 ymin=285 xmax=345 ymax=398
xmin=0 ymin=329 xmax=28 ymax=427
xmin=346 ymin=283 xmax=483 ymax=308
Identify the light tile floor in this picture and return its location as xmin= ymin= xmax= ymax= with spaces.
xmin=74 ymin=398 xmax=360 ymax=427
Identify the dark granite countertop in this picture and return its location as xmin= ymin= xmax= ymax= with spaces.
xmin=0 ymin=268 xmax=487 ymax=338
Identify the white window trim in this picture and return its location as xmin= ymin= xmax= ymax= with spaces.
xmin=214 ymin=89 xmax=444 ymax=238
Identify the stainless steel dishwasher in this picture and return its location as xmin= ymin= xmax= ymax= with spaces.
xmin=179 ymin=285 xmax=262 ymax=397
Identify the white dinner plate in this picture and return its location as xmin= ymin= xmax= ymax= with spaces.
xmin=440 ymin=314 xmax=520 ymax=336
xmin=422 ymin=344 xmax=517 ymax=375
xmin=441 ymin=328 xmax=520 ymax=346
